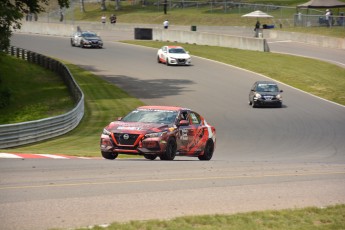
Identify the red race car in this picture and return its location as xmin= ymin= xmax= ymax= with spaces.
xmin=100 ymin=106 xmax=216 ymax=160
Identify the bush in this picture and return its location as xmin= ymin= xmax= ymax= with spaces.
xmin=0 ymin=87 xmax=11 ymax=109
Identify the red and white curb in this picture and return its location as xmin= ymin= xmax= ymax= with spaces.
xmin=0 ymin=153 xmax=93 ymax=159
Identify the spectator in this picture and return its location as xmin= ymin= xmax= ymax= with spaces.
xmin=110 ymin=14 xmax=117 ymax=24
xmin=254 ymin=20 xmax=260 ymax=37
xmin=101 ymin=15 xmax=106 ymax=24
xmin=325 ymin=9 xmax=331 ymax=27
xmin=163 ymin=19 xmax=169 ymax=29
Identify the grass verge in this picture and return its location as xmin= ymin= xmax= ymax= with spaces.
xmin=0 ymin=54 xmax=74 ymax=124
xmin=54 ymin=204 xmax=345 ymax=230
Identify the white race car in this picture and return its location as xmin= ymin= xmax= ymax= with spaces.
xmin=157 ymin=46 xmax=192 ymax=66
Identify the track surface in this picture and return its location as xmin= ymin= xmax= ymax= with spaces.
xmin=0 ymin=32 xmax=344 ymax=230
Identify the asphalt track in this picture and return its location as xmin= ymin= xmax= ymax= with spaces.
xmin=0 ymin=31 xmax=344 ymax=230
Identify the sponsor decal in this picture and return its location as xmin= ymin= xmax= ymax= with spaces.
xmin=117 ymin=126 xmax=142 ymax=130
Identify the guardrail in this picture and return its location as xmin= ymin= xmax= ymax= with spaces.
xmin=0 ymin=46 xmax=84 ymax=149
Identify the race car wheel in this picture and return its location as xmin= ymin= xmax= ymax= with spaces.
xmin=101 ymin=151 xmax=118 ymax=160
xmin=198 ymin=139 xmax=214 ymax=161
xmin=157 ymin=56 xmax=161 ymax=63
xmin=251 ymin=99 xmax=257 ymax=108
xmin=166 ymin=58 xmax=170 ymax=66
xmin=71 ymin=39 xmax=75 ymax=47
xmin=160 ymin=137 xmax=176 ymax=160
xmin=144 ymin=154 xmax=157 ymax=160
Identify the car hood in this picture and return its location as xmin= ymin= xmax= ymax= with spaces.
xmin=84 ymin=36 xmax=101 ymax=40
xmin=168 ymin=53 xmax=190 ymax=59
xmin=106 ymin=121 xmax=171 ymax=134
xmin=257 ymin=91 xmax=280 ymax=96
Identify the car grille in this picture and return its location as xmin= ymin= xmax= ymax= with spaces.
xmin=113 ymin=133 xmax=139 ymax=145
xmin=263 ymin=95 xmax=275 ymax=100
xmin=91 ymin=40 xmax=99 ymax=44
xmin=177 ymin=59 xmax=186 ymax=64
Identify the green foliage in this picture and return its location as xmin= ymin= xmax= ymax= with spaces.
xmin=0 ymin=87 xmax=11 ymax=109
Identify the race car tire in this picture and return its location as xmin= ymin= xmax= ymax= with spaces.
xmin=166 ymin=58 xmax=170 ymax=66
xmin=144 ymin=154 xmax=157 ymax=160
xmin=198 ymin=139 xmax=214 ymax=161
xmin=160 ymin=137 xmax=176 ymax=160
xmin=101 ymin=151 xmax=118 ymax=160
xmin=251 ymin=99 xmax=257 ymax=108
xmin=157 ymin=56 xmax=161 ymax=63
xmin=71 ymin=39 xmax=75 ymax=47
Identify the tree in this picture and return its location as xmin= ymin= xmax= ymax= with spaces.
xmin=101 ymin=0 xmax=106 ymax=11
xmin=115 ymin=0 xmax=121 ymax=11
xmin=163 ymin=0 xmax=168 ymax=14
xmin=0 ymin=0 xmax=69 ymax=52
xmin=80 ymin=0 xmax=85 ymax=13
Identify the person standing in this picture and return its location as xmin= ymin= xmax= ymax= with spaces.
xmin=325 ymin=9 xmax=331 ymax=27
xmin=163 ymin=19 xmax=169 ymax=29
xmin=254 ymin=20 xmax=260 ymax=37
xmin=101 ymin=15 xmax=106 ymax=24
xmin=110 ymin=14 xmax=117 ymax=24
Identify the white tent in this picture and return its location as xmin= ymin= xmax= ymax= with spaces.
xmin=241 ymin=10 xmax=273 ymax=18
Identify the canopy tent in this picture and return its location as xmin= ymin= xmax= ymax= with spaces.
xmin=297 ymin=0 xmax=345 ymax=9
xmin=241 ymin=10 xmax=273 ymax=18
xmin=242 ymin=11 xmax=274 ymax=38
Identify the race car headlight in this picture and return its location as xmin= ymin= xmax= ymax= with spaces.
xmin=276 ymin=94 xmax=282 ymax=100
xmin=145 ymin=131 xmax=167 ymax=138
xmin=254 ymin=93 xmax=262 ymax=99
xmin=102 ymin=128 xmax=111 ymax=135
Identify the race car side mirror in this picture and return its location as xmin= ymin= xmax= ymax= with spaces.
xmin=178 ymin=120 xmax=189 ymax=126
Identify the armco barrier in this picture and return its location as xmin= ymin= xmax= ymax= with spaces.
xmin=0 ymin=47 xmax=84 ymax=148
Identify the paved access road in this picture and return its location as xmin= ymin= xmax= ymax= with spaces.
xmin=1 ymin=32 xmax=344 ymax=230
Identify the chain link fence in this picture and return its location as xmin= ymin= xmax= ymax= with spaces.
xmin=29 ymin=1 xmax=345 ymax=28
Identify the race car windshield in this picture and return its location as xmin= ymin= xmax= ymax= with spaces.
xmin=83 ymin=33 xmax=97 ymax=37
xmin=169 ymin=48 xmax=186 ymax=54
xmin=257 ymin=84 xmax=279 ymax=92
xmin=122 ymin=110 xmax=178 ymax=124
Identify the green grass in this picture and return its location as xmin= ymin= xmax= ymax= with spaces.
xmin=0 ymin=54 xmax=74 ymax=124
xmin=54 ymin=204 xmax=345 ymax=230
